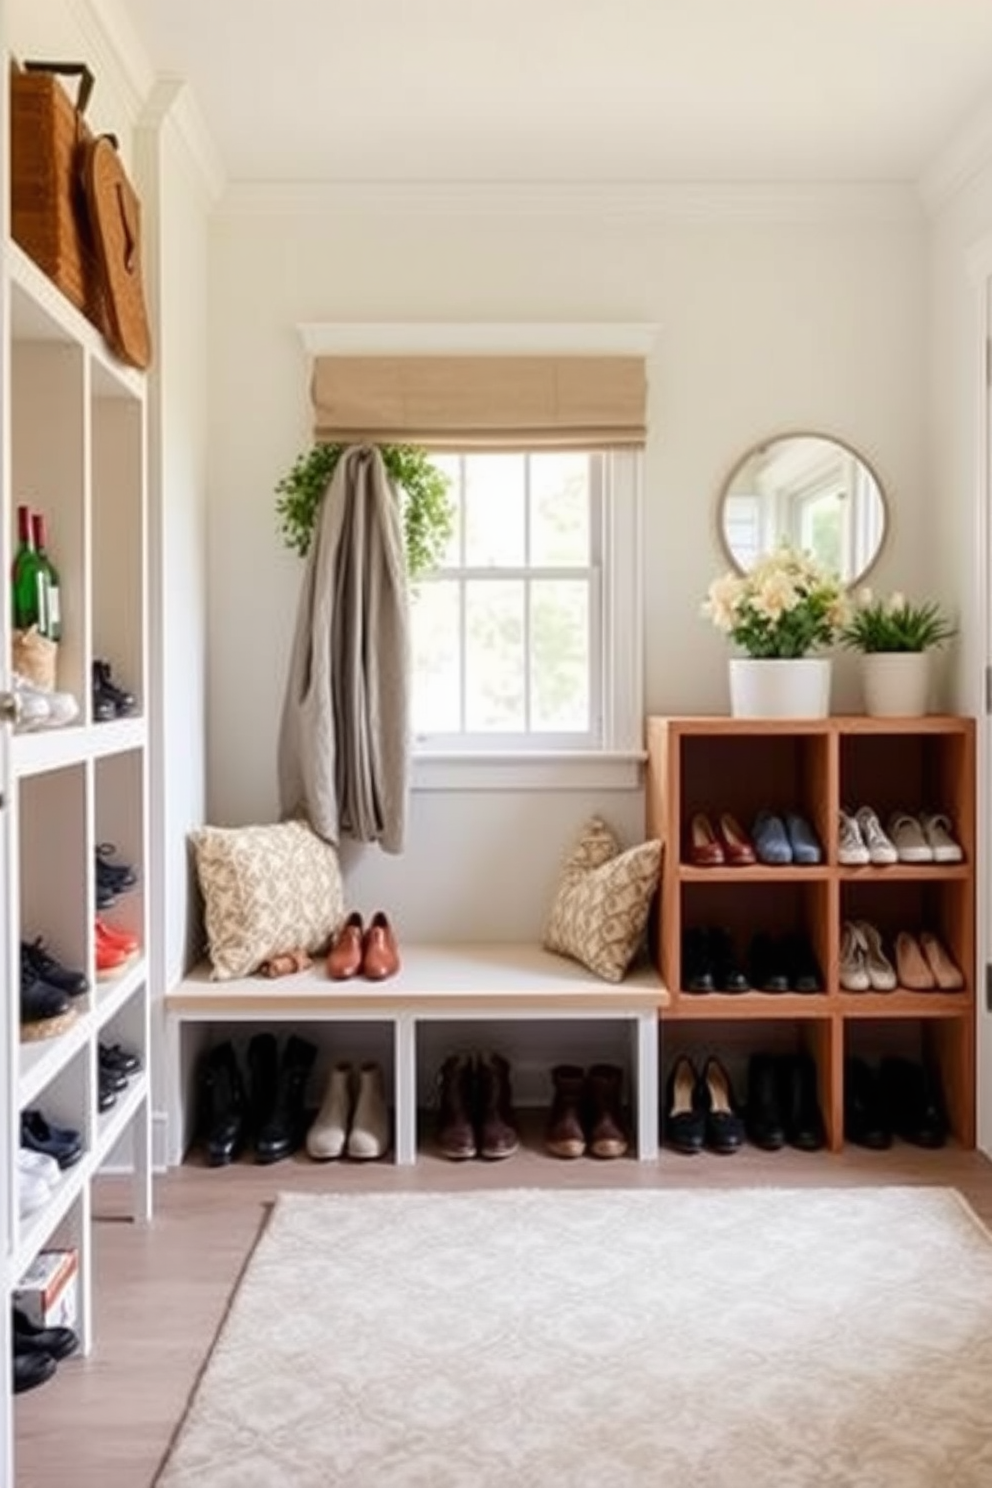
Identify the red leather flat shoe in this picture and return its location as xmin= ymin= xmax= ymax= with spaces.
xmin=717 ymin=812 xmax=756 ymax=866
xmin=689 ymin=813 xmax=725 ymax=867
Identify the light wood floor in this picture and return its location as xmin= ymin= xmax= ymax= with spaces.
xmin=14 ymin=1135 xmax=992 ymax=1488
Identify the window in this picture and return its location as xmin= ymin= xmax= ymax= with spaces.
xmin=410 ymin=448 xmax=642 ymax=785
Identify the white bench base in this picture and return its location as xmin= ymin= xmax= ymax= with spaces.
xmin=165 ymin=944 xmax=668 ymax=1166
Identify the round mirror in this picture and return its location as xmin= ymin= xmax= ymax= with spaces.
xmin=718 ymin=432 xmax=888 ymax=587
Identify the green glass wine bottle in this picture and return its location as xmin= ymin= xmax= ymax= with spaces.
xmin=11 ymin=503 xmax=45 ymax=633
xmin=31 ymin=512 xmax=61 ymax=642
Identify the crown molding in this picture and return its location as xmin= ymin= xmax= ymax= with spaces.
xmin=298 ymin=322 xmax=661 ymax=357
xmin=71 ymin=0 xmax=154 ymax=124
xmin=220 ymin=179 xmax=922 ymax=225
xmin=138 ymin=77 xmax=227 ymax=206
xmin=919 ymin=98 xmax=992 ymax=216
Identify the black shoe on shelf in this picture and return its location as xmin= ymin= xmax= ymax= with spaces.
xmin=20 ymin=1110 xmax=83 ymax=1169
xmin=748 ymin=933 xmax=791 ymax=994
xmin=253 ymin=1035 xmax=317 ymax=1164
xmin=663 ymin=1055 xmax=706 ymax=1154
xmin=781 ymin=1052 xmax=826 ymax=1152
xmin=98 ymin=1055 xmax=128 ymax=1094
xmin=746 ymin=1052 xmax=787 ymax=1151
xmin=22 ymin=938 xmax=89 ymax=1000
xmin=682 ymin=927 xmax=715 ymax=993
xmin=13 ymin=1308 xmax=78 ymax=1361
xmin=198 ymin=1041 xmax=248 ymax=1167
xmin=699 ymin=1056 xmax=745 ymax=1154
xmin=97 ymin=1072 xmax=117 ymax=1112
xmin=844 ymin=1057 xmax=892 ymax=1150
xmin=95 ymin=842 xmax=138 ymax=892
xmin=20 ymin=964 xmax=71 ymax=1026
xmin=708 ymin=927 xmax=750 ymax=993
xmin=879 ymin=1056 xmax=947 ymax=1149
xmin=92 ymin=659 xmax=137 ymax=718
xmin=781 ymin=932 xmax=823 ymax=994
xmin=13 ymin=1347 xmax=57 ymax=1394
xmin=100 ymin=1042 xmax=141 ymax=1078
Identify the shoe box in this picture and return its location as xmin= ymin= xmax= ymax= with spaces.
xmin=14 ymin=1248 xmax=78 ymax=1330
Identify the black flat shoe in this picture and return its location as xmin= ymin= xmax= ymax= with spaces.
xmin=664 ymin=1055 xmax=705 ymax=1154
xmin=709 ymin=927 xmax=750 ymax=994
xmin=700 ymin=1056 xmax=745 ymax=1154
xmin=748 ymin=933 xmax=790 ymax=993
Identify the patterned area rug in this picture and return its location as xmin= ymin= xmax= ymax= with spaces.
xmin=154 ymin=1186 xmax=992 ymax=1488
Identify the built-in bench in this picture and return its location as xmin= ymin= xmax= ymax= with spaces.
xmin=164 ymin=943 xmax=669 ymax=1166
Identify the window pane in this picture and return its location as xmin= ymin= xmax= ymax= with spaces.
xmin=530 ymin=581 xmax=590 ymax=732
xmin=464 ymin=455 xmax=525 ymax=567
xmin=410 ymin=580 xmax=461 ymax=733
xmin=465 ymin=580 xmax=524 ymax=731
xmin=530 ymin=454 xmax=590 ymax=566
xmin=429 ymin=454 xmax=462 ymax=566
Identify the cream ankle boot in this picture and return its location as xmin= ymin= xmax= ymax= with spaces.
xmin=346 ymin=1061 xmax=390 ymax=1160
xmin=306 ymin=1061 xmax=353 ymax=1160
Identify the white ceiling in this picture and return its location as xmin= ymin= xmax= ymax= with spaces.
xmin=123 ymin=0 xmax=992 ymax=187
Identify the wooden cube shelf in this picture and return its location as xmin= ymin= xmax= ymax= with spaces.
xmin=646 ymin=715 xmax=976 ymax=1152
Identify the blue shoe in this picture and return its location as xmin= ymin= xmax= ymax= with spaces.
xmin=785 ymin=812 xmax=822 ymax=865
xmin=751 ymin=810 xmax=793 ymax=865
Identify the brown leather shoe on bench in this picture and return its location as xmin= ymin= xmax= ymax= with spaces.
xmin=362 ymin=911 xmax=400 ymax=981
xmin=326 ymin=912 xmax=364 ymax=980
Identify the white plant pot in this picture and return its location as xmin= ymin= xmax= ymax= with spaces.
xmin=728 ymin=657 xmax=832 ymax=720
xmin=860 ymin=651 xmax=931 ymax=717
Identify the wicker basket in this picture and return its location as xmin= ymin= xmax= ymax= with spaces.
xmin=10 ymin=60 xmax=108 ymax=335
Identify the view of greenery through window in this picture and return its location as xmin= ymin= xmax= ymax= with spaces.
xmin=411 ymin=452 xmax=596 ymax=741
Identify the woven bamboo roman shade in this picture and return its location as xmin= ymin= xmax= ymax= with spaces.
xmin=310 ymin=355 xmax=646 ymax=449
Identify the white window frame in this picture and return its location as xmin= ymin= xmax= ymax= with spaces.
xmin=296 ymin=321 xmax=656 ymax=792
xmin=412 ymin=448 xmax=643 ymax=791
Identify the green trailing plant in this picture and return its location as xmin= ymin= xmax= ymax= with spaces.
xmin=840 ymin=589 xmax=956 ymax=654
xmin=275 ymin=443 xmax=454 ymax=580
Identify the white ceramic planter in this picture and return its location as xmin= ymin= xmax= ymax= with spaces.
xmin=728 ymin=657 xmax=832 ymax=719
xmin=860 ymin=651 xmax=931 ymax=717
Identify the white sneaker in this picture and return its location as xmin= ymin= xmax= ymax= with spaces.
xmin=12 ymin=673 xmax=79 ymax=731
xmin=855 ymin=807 xmax=899 ymax=866
xmin=887 ymin=811 xmax=933 ymax=863
xmin=838 ymin=809 xmax=869 ymax=866
xmin=17 ymin=1167 xmax=51 ymax=1219
xmin=17 ymin=1147 xmax=60 ymax=1187
xmin=840 ymin=921 xmax=871 ymax=991
xmin=306 ymin=1062 xmax=352 ymax=1161
xmin=918 ymin=812 xmax=963 ymax=864
xmin=346 ymin=1062 xmax=390 ymax=1161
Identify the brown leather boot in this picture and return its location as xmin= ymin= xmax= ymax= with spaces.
xmin=436 ymin=1054 xmax=477 ymax=1160
xmin=586 ymin=1063 xmax=629 ymax=1159
xmin=546 ymin=1064 xmax=587 ymax=1159
xmin=476 ymin=1053 xmax=519 ymax=1160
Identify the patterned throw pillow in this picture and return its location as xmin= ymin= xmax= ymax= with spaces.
xmin=543 ymin=816 xmax=662 ymax=983
xmin=190 ymin=820 xmax=345 ymax=981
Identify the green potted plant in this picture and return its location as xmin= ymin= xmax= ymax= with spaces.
xmin=275 ymin=443 xmax=454 ymax=580
xmin=702 ymin=543 xmax=847 ymax=717
xmin=840 ymin=588 xmax=956 ymax=717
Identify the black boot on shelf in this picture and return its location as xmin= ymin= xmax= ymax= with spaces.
xmin=745 ymin=1052 xmax=787 ymax=1151
xmin=13 ymin=1347 xmax=57 ymax=1394
xmin=781 ymin=1052 xmax=826 ymax=1151
xmin=198 ymin=1041 xmax=248 ymax=1167
xmin=22 ymin=939 xmax=89 ymax=999
xmin=844 ymin=1057 xmax=892 ymax=1150
xmin=13 ymin=1307 xmax=78 ymax=1361
xmin=253 ymin=1034 xmax=317 ymax=1164
xmin=92 ymin=659 xmax=137 ymax=718
xmin=879 ymin=1056 xmax=947 ymax=1149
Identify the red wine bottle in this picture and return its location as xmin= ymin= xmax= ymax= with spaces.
xmin=31 ymin=512 xmax=61 ymax=642
xmin=12 ymin=504 xmax=45 ymax=633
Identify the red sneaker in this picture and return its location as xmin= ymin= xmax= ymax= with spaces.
xmin=95 ymin=918 xmax=140 ymax=960
xmin=94 ymin=928 xmax=128 ymax=981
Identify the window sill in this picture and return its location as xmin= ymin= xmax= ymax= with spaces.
xmin=411 ymin=750 xmax=646 ymax=792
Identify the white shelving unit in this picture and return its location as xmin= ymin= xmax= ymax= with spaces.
xmin=1 ymin=231 xmax=153 ymax=1479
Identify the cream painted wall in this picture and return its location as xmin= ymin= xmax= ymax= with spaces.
xmin=206 ymin=199 xmax=930 ymax=938
xmin=930 ymin=165 xmax=992 ymax=1155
